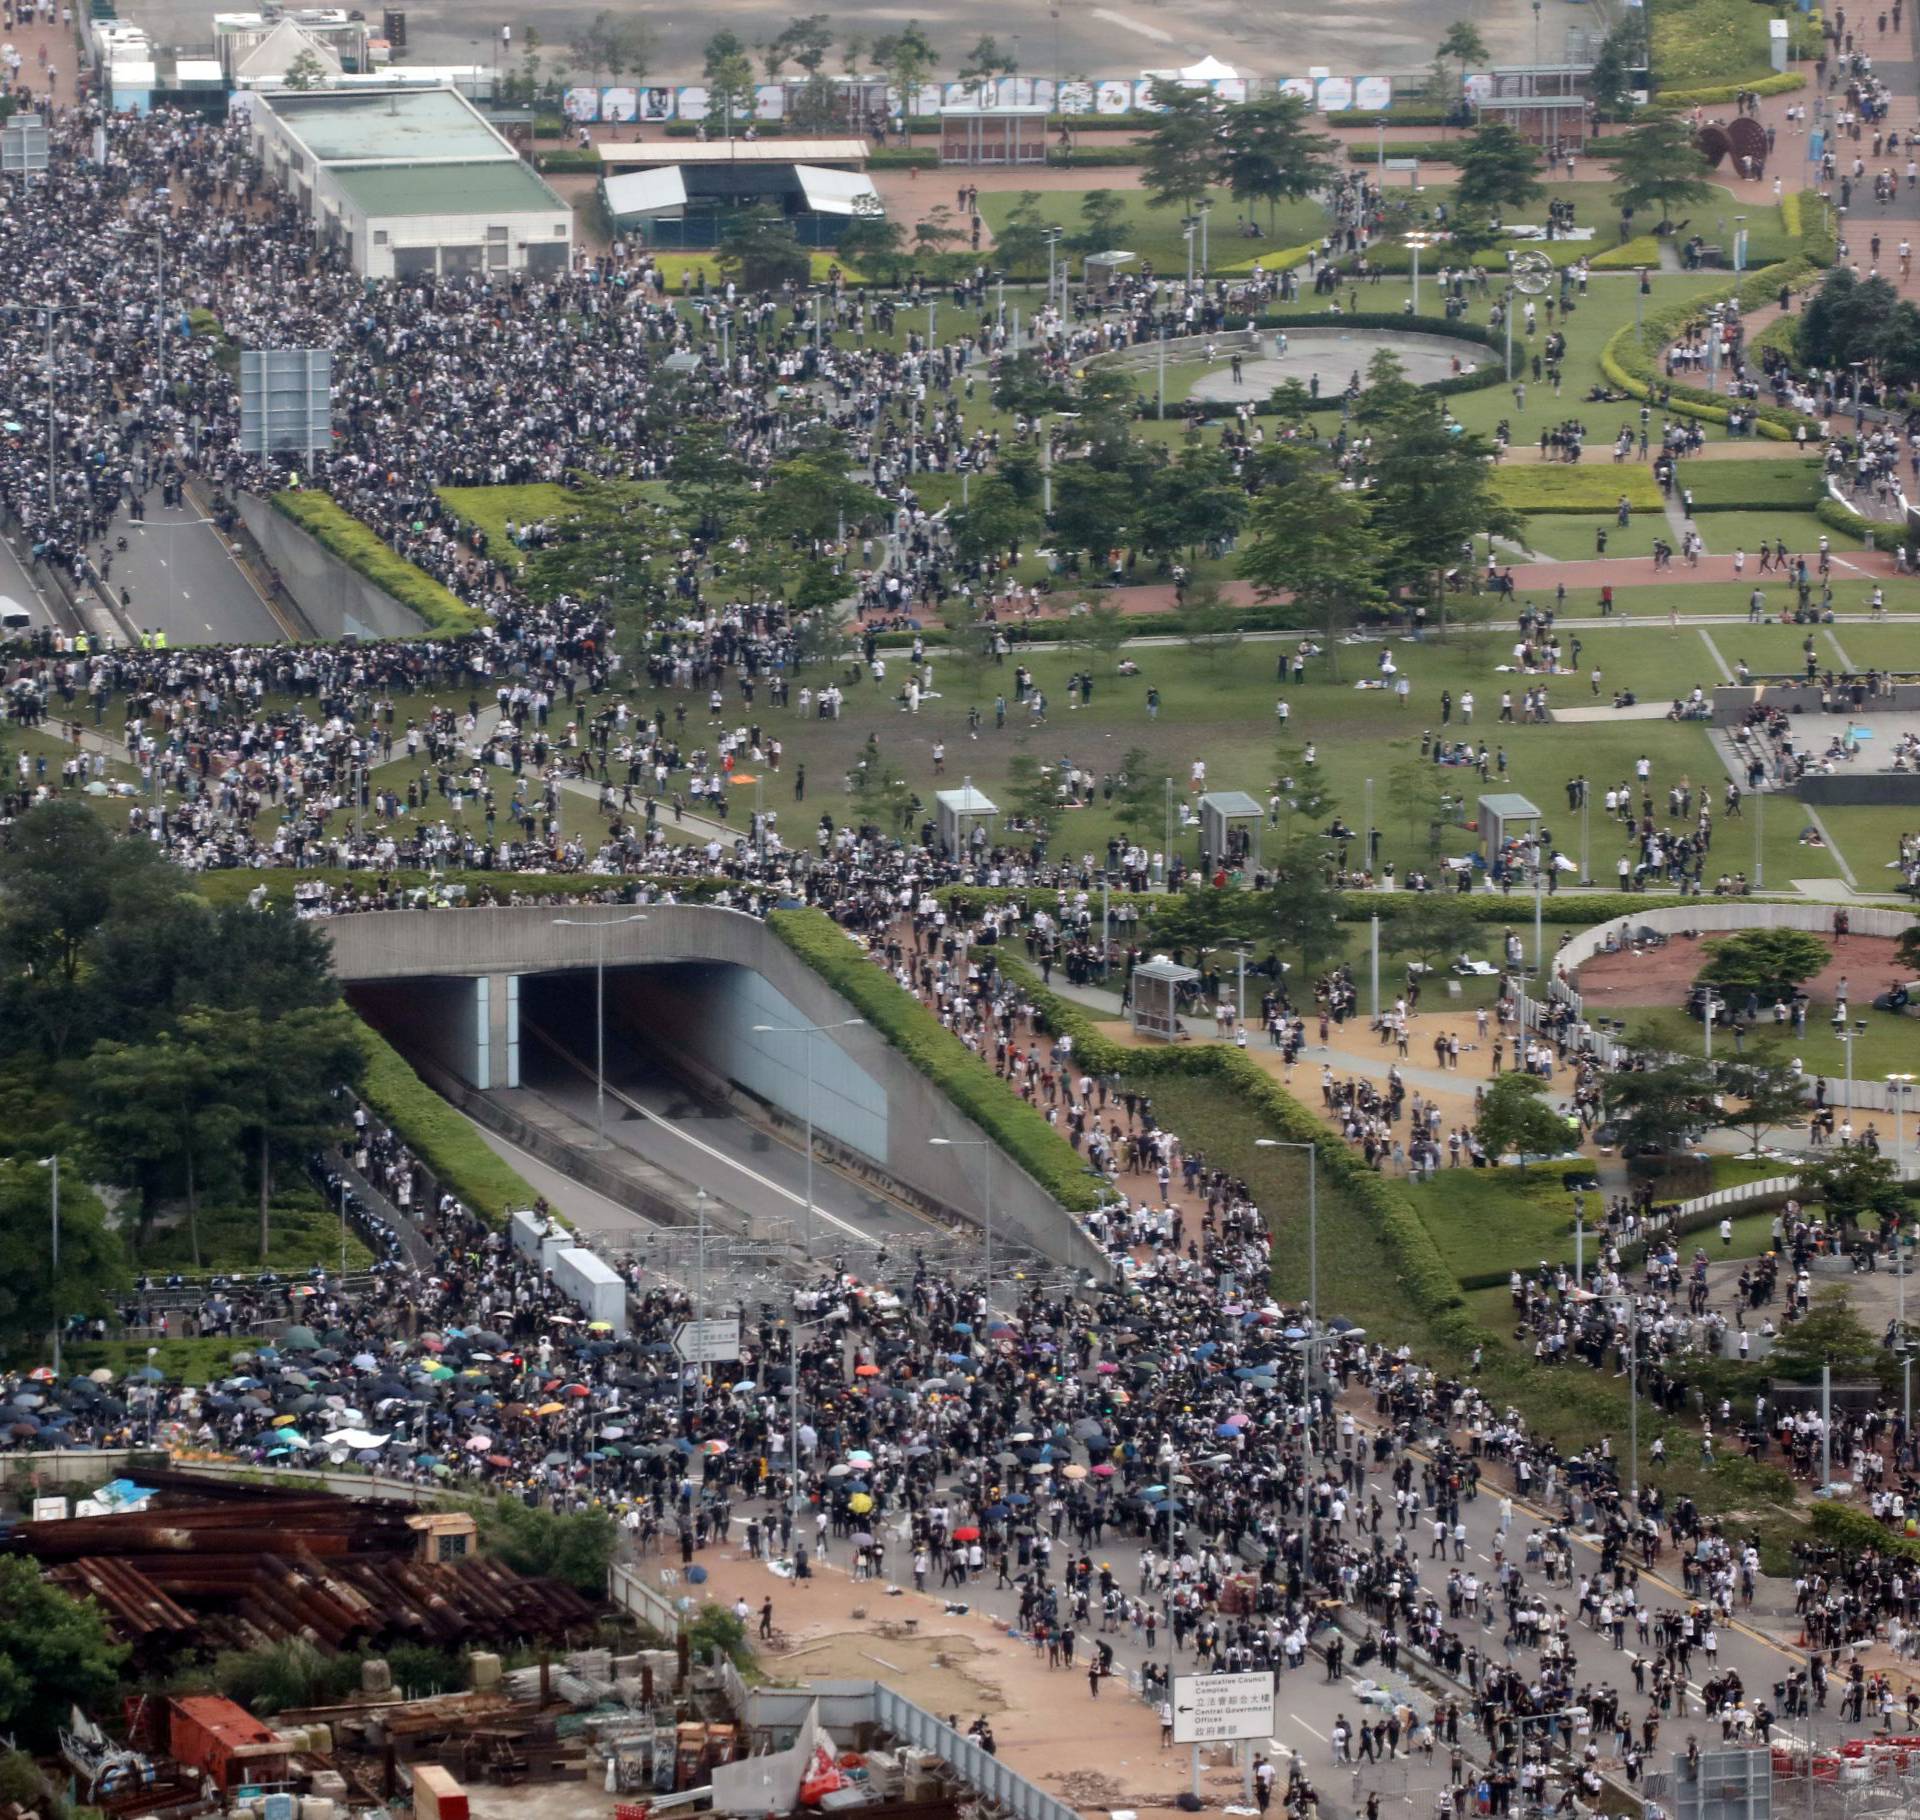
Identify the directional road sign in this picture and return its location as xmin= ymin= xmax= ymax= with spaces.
xmin=673 ymin=1318 xmax=742 ymax=1364
xmin=1171 ymin=1671 xmax=1275 ymax=1745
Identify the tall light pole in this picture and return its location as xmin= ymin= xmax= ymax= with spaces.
xmin=39 ymin=1154 xmax=60 ymax=1376
xmin=752 ymin=1017 xmax=864 ymax=1255
xmin=929 ymin=1135 xmax=995 ymax=1318
xmin=1254 ymin=1136 xmax=1320 ymax=1539
xmin=1836 ymin=1023 xmax=1856 ymax=1118
xmin=552 ymin=913 xmax=649 ymax=1146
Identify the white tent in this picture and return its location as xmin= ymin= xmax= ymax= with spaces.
xmin=602 ymin=166 xmax=689 ymax=221
xmin=237 ymin=19 xmax=344 ymax=84
xmin=1181 ymin=55 xmax=1239 ymax=80
xmin=792 ymin=163 xmax=882 ymax=216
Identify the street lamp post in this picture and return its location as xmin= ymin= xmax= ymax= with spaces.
xmin=752 ymin=1018 xmax=865 ymax=1255
xmin=929 ymin=1135 xmax=995 ymax=1318
xmin=1254 ymin=1136 xmax=1319 ymax=1580
xmin=39 ymin=1154 xmax=59 ymax=1376
xmin=551 ymin=913 xmax=649 ymax=1146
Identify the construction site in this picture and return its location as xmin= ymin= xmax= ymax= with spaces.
xmin=1 ymin=1469 xmax=1071 ymax=1820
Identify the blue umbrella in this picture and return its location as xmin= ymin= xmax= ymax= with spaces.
xmin=1006 ymin=1492 xmax=1033 ymax=1506
xmin=1216 ymin=1423 xmax=1241 ymax=1438
xmin=952 ymin=1323 xmax=974 ymax=1334
xmin=1152 ymin=1498 xmax=1181 ymax=1513
xmin=1193 ymin=1342 xmax=1219 ymax=1358
xmin=984 ymin=1503 xmax=1010 ymax=1520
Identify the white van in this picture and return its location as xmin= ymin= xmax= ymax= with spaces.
xmin=0 ymin=597 xmax=31 ymax=635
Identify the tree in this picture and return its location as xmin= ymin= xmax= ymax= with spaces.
xmin=1587 ymin=20 xmax=1638 ymax=115
xmin=1695 ymin=927 xmax=1830 ymax=1004
xmin=958 ymin=32 xmax=1017 ymax=87
xmin=870 ymin=22 xmax=937 ymax=142
xmin=1003 ymin=753 xmax=1060 ymax=839
xmin=81 ymin=1027 xmax=248 ymax=1261
xmin=1071 ymin=188 xmax=1128 ymax=256
xmin=0 ymin=1559 xmax=127 ymax=1750
xmin=1244 ymin=841 xmax=1344 ymax=977
xmin=282 ymin=46 xmax=329 ymax=87
xmin=787 ymin=70 xmax=843 ymax=132
xmin=1140 ymin=440 xmax=1246 ymax=566
xmin=1476 ymin=1071 xmax=1574 ymax=1162
xmin=911 ymin=203 xmax=963 ymax=261
xmin=524 ymin=477 xmax=674 ymax=616
xmin=1436 ymin=21 xmax=1488 ymax=97
xmin=781 ymin=13 xmax=833 ymax=75
xmin=990 ymin=190 xmax=1051 ymax=278
xmin=1770 ymin=1288 xmax=1885 ymax=1384
xmin=949 ymin=474 xmax=1037 ymax=567
xmin=1601 ymin=1052 xmax=1717 ymax=1154
xmin=1238 ymin=457 xmax=1387 ymax=677
xmin=1378 ymin=893 xmax=1481 ymax=970
xmin=1712 ymin=1052 xmax=1808 ymax=1156
xmin=1270 ymin=743 xmax=1339 ymax=849
xmin=1177 ymin=582 xmax=1244 ymax=666
xmin=702 ymin=30 xmax=757 ymax=135
xmin=1386 ymin=739 xmax=1452 ymax=850
xmin=835 ymin=201 xmax=908 ymax=281
xmin=1798 ymin=1149 xmax=1910 ymax=1231
xmin=1355 ymin=385 xmax=1521 ymax=635
xmin=1797 ymin=268 xmax=1920 ymax=383
xmin=1049 ymin=464 xmax=1134 ymax=567
xmin=1452 ymin=121 xmax=1543 ymax=215
xmin=1062 ymin=599 xmax=1132 ymax=672
xmin=1899 ymin=922 xmax=1920 ymax=973
xmin=0 ymin=1156 xmax=126 ymax=1357
xmin=456 ymin=1495 xmax=617 ymax=1594
xmin=716 ymin=203 xmax=812 ymax=294
xmin=1110 ymin=747 xmax=1161 ymax=831
xmin=1138 ymin=79 xmax=1218 ymax=223
xmin=1217 ymin=94 xmax=1337 ymax=234
xmin=1605 ymin=112 xmax=1715 ymax=225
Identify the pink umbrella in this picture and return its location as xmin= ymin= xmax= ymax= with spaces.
xmin=1095 ymin=1362 xmax=1119 ymax=1374
xmin=1091 ymin=1463 xmax=1116 ymax=1477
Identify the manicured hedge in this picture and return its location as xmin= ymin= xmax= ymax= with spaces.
xmin=1491 ymin=465 xmax=1663 ymax=514
xmin=354 ymin=1020 xmax=541 ymax=1227
xmin=1651 ymin=71 xmax=1805 ymax=106
xmin=999 ymin=956 xmax=1480 ymax=1341
xmin=876 ymin=602 xmax=1307 ymax=649
xmin=1588 ymin=235 xmax=1664 ymax=272
xmin=1810 ymin=1500 xmax=1920 ymax=1563
xmin=664 ymin=120 xmax=787 ymax=137
xmin=272 ymin=492 xmax=484 ymax=637
xmin=1045 ymin=146 xmax=1145 ymax=167
xmin=867 ymin=147 xmax=939 ymax=168
xmin=1215 ymin=241 xmax=1321 ymax=277
xmin=193 ymin=870 xmax=729 ymax=909
xmin=768 ymin=908 xmax=1107 ymax=1211
xmin=537 ymin=148 xmax=602 ymax=172
xmin=937 ymin=884 xmax=1775 ymax=929
xmin=1816 ymin=495 xmax=1881 ymax=544
xmin=1600 ymin=258 xmax=1820 ymax=441
xmin=1345 ymin=140 xmax=1451 ymax=164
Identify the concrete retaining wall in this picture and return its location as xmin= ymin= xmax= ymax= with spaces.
xmin=235 ymin=492 xmax=430 ymax=641
xmin=322 ymin=907 xmax=1113 ymax=1278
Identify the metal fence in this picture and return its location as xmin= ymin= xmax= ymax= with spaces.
xmin=607 ymin=1559 xmax=686 ymax=1638
xmin=871 ymin=1685 xmax=1083 ymax=1820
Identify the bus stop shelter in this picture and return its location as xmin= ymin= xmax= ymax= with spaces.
xmin=939 ymin=103 xmax=1048 ymax=166
xmin=935 ymin=781 xmax=998 ymax=858
xmin=1477 ymin=792 xmax=1541 ymax=862
xmin=1131 ymin=955 xmax=1199 ymax=1043
xmin=1198 ymin=790 xmax=1264 ymax=873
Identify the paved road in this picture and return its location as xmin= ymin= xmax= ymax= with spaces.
xmin=106 ymin=504 xmax=286 ymax=647
xmin=772 ymin=1412 xmax=1839 ymax=1818
xmin=0 ymin=523 xmax=57 ymax=629
xmin=516 ymin=1015 xmax=939 ymax=1255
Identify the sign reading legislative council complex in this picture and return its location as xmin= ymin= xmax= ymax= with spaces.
xmin=1171 ymin=1672 xmax=1276 ymax=1744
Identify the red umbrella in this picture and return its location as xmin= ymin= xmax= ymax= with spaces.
xmin=952 ymin=1525 xmax=981 ymax=1542
xmin=855 ymin=1363 xmax=881 ymax=1377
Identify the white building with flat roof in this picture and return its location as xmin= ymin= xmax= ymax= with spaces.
xmin=248 ymin=84 xmax=572 ymax=280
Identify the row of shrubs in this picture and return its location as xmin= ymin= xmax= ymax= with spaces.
xmin=1600 ymin=255 xmax=1823 ymax=441
xmin=354 ymin=1022 xmax=540 ymax=1227
xmin=271 ymin=492 xmax=483 ymax=637
xmin=767 ymin=908 xmax=1108 ymax=1212
xmin=934 ymin=884 xmax=1738 ymax=929
xmin=1650 ymin=70 xmax=1806 ymax=108
xmin=990 ymin=952 xmax=1478 ymax=1341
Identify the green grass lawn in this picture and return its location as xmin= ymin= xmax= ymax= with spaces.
xmin=978 ymin=186 xmax=1328 ymax=278
xmin=134 ymin=1197 xmax=375 ymax=1276
xmin=437 ymin=483 xmax=580 ymax=569
xmin=1621 ymin=1002 xmax=1920 ymax=1095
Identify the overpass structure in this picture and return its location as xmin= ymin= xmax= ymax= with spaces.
xmin=321 ymin=904 xmax=1111 ymax=1281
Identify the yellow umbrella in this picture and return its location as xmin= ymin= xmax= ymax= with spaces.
xmin=848 ymin=1491 xmax=874 ymax=1514
xmin=272 ymin=1413 xmax=298 ymax=1427
xmin=535 ymin=1401 xmax=566 ymax=1415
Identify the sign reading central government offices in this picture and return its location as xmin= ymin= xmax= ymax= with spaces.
xmin=1172 ymin=1671 xmax=1276 ymax=1744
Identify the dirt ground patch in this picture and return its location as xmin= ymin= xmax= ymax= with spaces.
xmin=1573 ymin=929 xmax=1904 ymax=1011
xmin=762 ymin=1629 xmax=1007 ymax=1716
